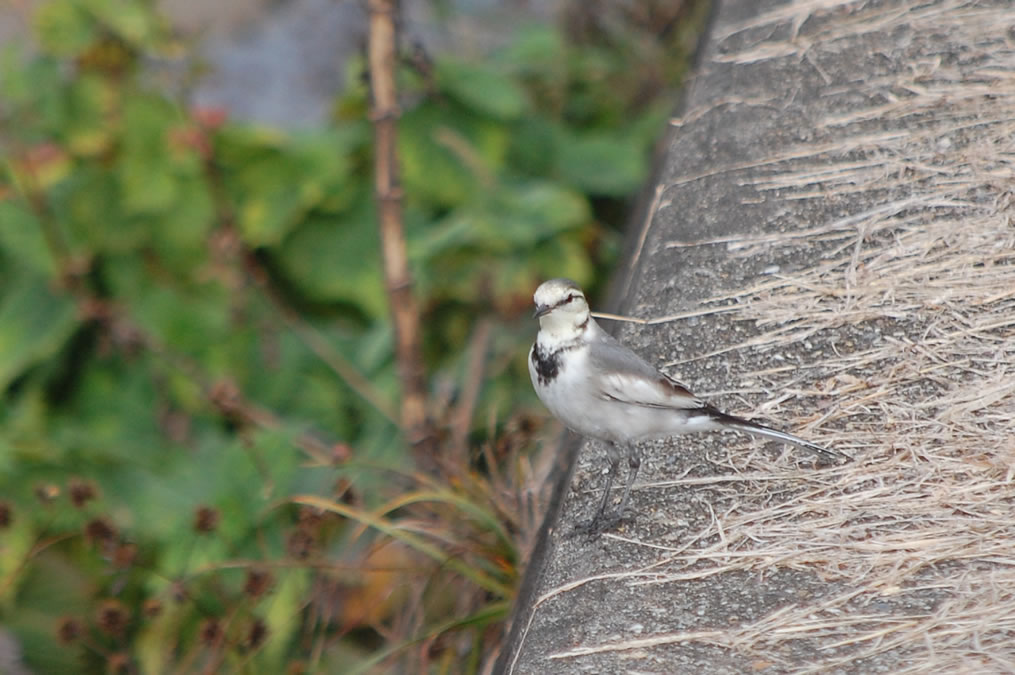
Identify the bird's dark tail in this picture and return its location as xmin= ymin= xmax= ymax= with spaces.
xmin=701 ymin=407 xmax=851 ymax=463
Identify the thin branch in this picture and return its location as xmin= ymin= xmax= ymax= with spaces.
xmin=448 ymin=318 xmax=492 ymax=467
xmin=367 ymin=0 xmax=433 ymax=461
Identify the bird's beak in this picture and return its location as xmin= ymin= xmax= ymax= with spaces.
xmin=533 ymin=304 xmax=552 ymax=319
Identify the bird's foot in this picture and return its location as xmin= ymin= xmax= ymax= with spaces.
xmin=571 ymin=509 xmax=628 ymax=537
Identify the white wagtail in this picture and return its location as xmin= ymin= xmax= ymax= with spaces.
xmin=528 ymin=278 xmax=850 ymax=530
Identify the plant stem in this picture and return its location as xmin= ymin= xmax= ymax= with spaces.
xmin=367 ymin=0 xmax=433 ymax=461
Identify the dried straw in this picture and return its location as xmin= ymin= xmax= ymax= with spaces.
xmin=538 ymin=0 xmax=1015 ymax=670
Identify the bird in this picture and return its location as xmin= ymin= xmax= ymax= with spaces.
xmin=527 ymin=278 xmax=850 ymax=531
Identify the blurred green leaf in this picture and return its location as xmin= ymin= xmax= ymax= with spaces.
xmin=118 ymin=95 xmax=180 ymax=214
xmin=135 ymin=600 xmax=189 ymax=674
xmin=124 ymin=429 xmax=303 ymax=572
xmin=506 ymin=115 xmax=560 ymax=175
xmin=275 ymin=207 xmax=385 ymax=316
xmin=399 ymin=101 xmax=512 ymax=209
xmin=7 ymin=555 xmax=92 ymax=674
xmin=0 ymin=274 xmax=79 ymax=392
xmin=147 ymin=175 xmax=215 ymax=269
xmin=0 ymin=201 xmax=55 ymax=278
xmin=219 ymin=127 xmax=359 ymax=247
xmin=104 ymin=254 xmax=233 ymax=357
xmin=496 ymin=25 xmax=566 ymax=74
xmin=556 ymin=131 xmax=646 ymax=196
xmin=531 ymin=233 xmax=597 ymax=286
xmin=0 ymin=0 xmax=700 ymax=668
xmin=628 ymin=99 xmax=673 ymax=150
xmin=412 ymin=180 xmax=588 ymax=259
xmin=435 ymin=59 xmax=529 ymax=120
xmin=261 ymin=568 xmax=310 ymax=667
xmin=65 ymin=73 xmax=119 ymax=156
xmin=82 ymin=0 xmax=162 ymax=47
xmin=140 ymin=284 xmax=232 ymax=354
xmin=0 ymin=54 xmax=67 ymax=136
xmin=56 ymin=164 xmax=136 ymax=252
xmin=53 ymin=354 xmax=168 ymax=465
xmin=497 ymin=181 xmax=590 ymax=242
xmin=33 ymin=0 xmax=96 ymax=57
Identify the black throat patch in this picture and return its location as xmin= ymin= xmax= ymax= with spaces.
xmin=531 ymin=343 xmax=565 ymax=386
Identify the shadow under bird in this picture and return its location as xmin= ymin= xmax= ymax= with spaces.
xmin=528 ymin=278 xmax=850 ymax=531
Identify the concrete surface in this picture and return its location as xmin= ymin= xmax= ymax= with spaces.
xmin=498 ymin=0 xmax=1015 ymax=672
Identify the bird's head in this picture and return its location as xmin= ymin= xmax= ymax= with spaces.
xmin=532 ymin=278 xmax=590 ymax=336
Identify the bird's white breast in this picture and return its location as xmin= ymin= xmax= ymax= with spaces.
xmin=530 ymin=343 xmax=625 ymax=442
xmin=530 ymin=335 xmax=719 ymax=444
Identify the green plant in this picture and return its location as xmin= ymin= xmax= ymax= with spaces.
xmin=0 ymin=0 xmax=701 ymax=670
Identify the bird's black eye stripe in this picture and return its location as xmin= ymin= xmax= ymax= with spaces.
xmin=549 ymin=293 xmax=581 ymax=310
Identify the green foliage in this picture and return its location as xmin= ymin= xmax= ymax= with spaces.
xmin=0 ymin=275 xmax=79 ymax=391
xmin=0 ymin=0 xmax=699 ymax=671
xmin=435 ymin=59 xmax=530 ymax=121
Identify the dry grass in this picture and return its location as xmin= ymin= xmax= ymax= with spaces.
xmin=534 ymin=0 xmax=1015 ymax=671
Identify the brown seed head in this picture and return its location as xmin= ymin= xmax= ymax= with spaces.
xmin=170 ymin=580 xmax=189 ymax=604
xmin=198 ymin=618 xmax=223 ymax=645
xmin=0 ymin=501 xmax=11 ymax=529
xmin=85 ymin=517 xmax=117 ymax=545
xmin=285 ymin=529 xmax=314 ymax=559
xmin=68 ymin=478 xmax=98 ymax=508
xmin=208 ymin=380 xmax=242 ymax=418
xmin=112 ymin=542 xmax=137 ymax=569
xmin=297 ymin=506 xmax=324 ymax=529
xmin=243 ymin=569 xmax=274 ymax=599
xmin=143 ymin=598 xmax=163 ymax=618
xmin=247 ymin=618 xmax=268 ymax=649
xmin=95 ymin=599 xmax=130 ymax=636
xmin=193 ymin=505 xmax=220 ymax=534
xmin=56 ymin=616 xmax=83 ymax=644
xmin=106 ymin=652 xmax=130 ymax=674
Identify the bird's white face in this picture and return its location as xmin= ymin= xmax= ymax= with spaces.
xmin=533 ymin=278 xmax=590 ymax=339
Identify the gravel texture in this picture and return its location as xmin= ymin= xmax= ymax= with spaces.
xmin=498 ymin=1 xmax=1015 ymax=672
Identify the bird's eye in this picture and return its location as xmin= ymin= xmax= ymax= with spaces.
xmin=564 ymin=294 xmax=577 ymax=303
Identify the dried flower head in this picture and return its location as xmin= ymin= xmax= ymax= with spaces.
xmin=95 ymin=599 xmax=130 ymax=636
xmin=208 ymin=380 xmax=241 ymax=418
xmin=330 ymin=442 xmax=352 ymax=463
xmin=84 ymin=517 xmax=117 ymax=545
xmin=243 ymin=569 xmax=274 ymax=599
xmin=56 ymin=616 xmax=83 ymax=644
xmin=0 ymin=501 xmax=11 ymax=529
xmin=193 ymin=505 xmax=220 ymax=534
xmin=68 ymin=478 xmax=98 ymax=508
xmin=247 ymin=618 xmax=268 ymax=649
xmin=285 ymin=529 xmax=314 ymax=560
xmin=143 ymin=598 xmax=163 ymax=618
xmin=112 ymin=542 xmax=137 ymax=569
xmin=170 ymin=580 xmax=189 ymax=604
xmin=198 ymin=618 xmax=223 ymax=645
xmin=297 ymin=507 xmax=324 ymax=529
xmin=106 ymin=652 xmax=130 ymax=674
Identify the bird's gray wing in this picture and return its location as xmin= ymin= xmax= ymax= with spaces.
xmin=586 ymin=332 xmax=703 ymax=410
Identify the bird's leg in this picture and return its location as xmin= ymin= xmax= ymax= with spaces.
xmin=575 ymin=443 xmax=624 ymax=535
xmin=616 ymin=444 xmax=641 ymax=518
xmin=592 ymin=444 xmax=621 ymax=523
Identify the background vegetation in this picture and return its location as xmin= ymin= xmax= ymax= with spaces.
xmin=0 ymin=0 xmax=703 ymax=671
